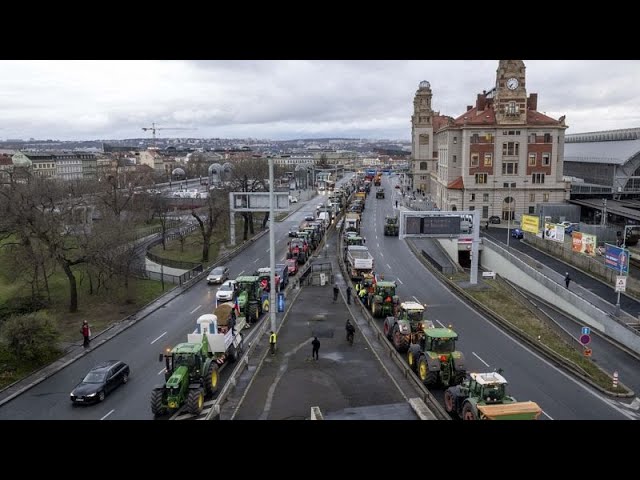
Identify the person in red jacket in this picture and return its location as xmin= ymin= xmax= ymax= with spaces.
xmin=81 ymin=320 xmax=91 ymax=348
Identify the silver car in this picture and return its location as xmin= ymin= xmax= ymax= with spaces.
xmin=207 ymin=266 xmax=229 ymax=285
xmin=216 ymin=280 xmax=238 ymax=303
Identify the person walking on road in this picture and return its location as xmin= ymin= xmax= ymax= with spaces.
xmin=333 ymin=284 xmax=339 ymax=303
xmin=311 ymin=336 xmax=320 ymax=360
xmin=81 ymin=320 xmax=91 ymax=348
xmin=395 ymin=200 xmax=398 ymax=208
xmin=565 ymin=272 xmax=571 ymax=289
xmin=269 ymin=330 xmax=277 ymax=355
xmin=346 ymin=285 xmax=352 ymax=304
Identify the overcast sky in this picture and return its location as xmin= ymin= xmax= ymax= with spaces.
xmin=1 ymin=60 xmax=639 ymax=142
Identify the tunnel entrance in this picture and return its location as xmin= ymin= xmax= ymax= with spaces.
xmin=458 ymin=250 xmax=471 ymax=269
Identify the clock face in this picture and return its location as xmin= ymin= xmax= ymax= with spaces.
xmin=506 ymin=77 xmax=519 ymax=90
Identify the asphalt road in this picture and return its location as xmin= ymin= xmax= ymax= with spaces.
xmin=0 ymin=177 xmax=350 ymax=420
xmin=361 ymin=175 xmax=633 ymax=420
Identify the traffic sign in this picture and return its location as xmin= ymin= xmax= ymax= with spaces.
xmin=581 ymin=327 xmax=590 ymax=336
xmin=580 ymin=334 xmax=591 ymax=345
xmin=584 ymin=348 xmax=592 ymax=357
xmin=615 ymin=276 xmax=627 ymax=293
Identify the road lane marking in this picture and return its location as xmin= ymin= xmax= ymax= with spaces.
xmin=542 ymin=410 xmax=554 ymax=420
xmin=189 ymin=305 xmax=202 ymax=315
xmin=158 ymin=368 xmax=166 ymax=375
xmin=397 ymin=278 xmax=403 ymax=284
xmin=254 ymin=258 xmax=259 ymax=263
xmin=266 ymin=248 xmax=270 ymax=253
xmin=472 ymin=352 xmax=490 ymax=368
xmin=413 ymin=296 xmax=420 ymax=303
xmin=238 ymin=270 xmax=245 ymax=276
xmin=151 ymin=332 xmax=167 ymax=344
xmin=435 ymin=319 xmax=445 ymax=327
xmin=100 ymin=409 xmax=115 ymax=420
xmin=386 ymin=263 xmax=392 ymax=270
xmin=380 ymin=252 xmax=384 ymax=257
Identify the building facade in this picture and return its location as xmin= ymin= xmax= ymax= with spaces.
xmin=431 ymin=60 xmax=569 ymax=221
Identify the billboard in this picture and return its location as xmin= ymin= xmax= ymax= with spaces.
xmin=604 ymin=243 xmax=629 ymax=274
xmin=544 ymin=223 xmax=565 ymax=243
xmin=572 ymin=232 xmax=597 ymax=256
xmin=521 ymin=214 xmax=539 ymax=234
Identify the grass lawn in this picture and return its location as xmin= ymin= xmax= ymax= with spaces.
xmin=465 ymin=279 xmax=628 ymax=394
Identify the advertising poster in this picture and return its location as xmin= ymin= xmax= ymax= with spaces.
xmin=572 ymin=232 xmax=597 ymax=256
xmin=604 ymin=243 xmax=629 ymax=274
xmin=521 ymin=215 xmax=539 ymax=234
xmin=544 ymin=223 xmax=565 ymax=243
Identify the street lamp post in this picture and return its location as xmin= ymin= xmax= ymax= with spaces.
xmin=506 ymin=182 xmax=515 ymax=248
xmin=268 ymin=156 xmax=277 ymax=333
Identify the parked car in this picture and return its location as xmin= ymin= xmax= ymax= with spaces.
xmin=489 ymin=215 xmax=501 ymax=224
xmin=560 ymin=221 xmax=579 ymax=234
xmin=216 ymin=279 xmax=238 ymax=303
xmin=288 ymin=195 xmax=298 ymax=203
xmin=511 ymin=228 xmax=524 ymax=239
xmin=288 ymin=224 xmax=298 ymax=237
xmin=207 ymin=266 xmax=229 ymax=285
xmin=70 ymin=361 xmax=130 ymax=404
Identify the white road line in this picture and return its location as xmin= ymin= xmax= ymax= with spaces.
xmin=380 ymin=252 xmax=384 ymax=257
xmin=150 ymin=332 xmax=167 ymax=344
xmin=413 ymin=295 xmax=420 ymax=303
xmin=158 ymin=368 xmax=166 ymax=375
xmin=189 ymin=305 xmax=202 ymax=315
xmin=542 ymin=410 xmax=554 ymax=420
xmin=386 ymin=263 xmax=392 ymax=269
xmin=254 ymin=258 xmax=259 ymax=263
xmin=100 ymin=409 xmax=115 ymax=420
xmin=397 ymin=278 xmax=403 ymax=284
xmin=266 ymin=248 xmax=270 ymax=253
xmin=472 ymin=351 xmax=491 ymax=368
xmin=435 ymin=319 xmax=445 ymax=327
xmin=377 ymin=243 xmax=380 ymax=248
xmin=238 ymin=270 xmax=245 ymax=276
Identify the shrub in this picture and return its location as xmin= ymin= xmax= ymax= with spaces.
xmin=1 ymin=312 xmax=60 ymax=362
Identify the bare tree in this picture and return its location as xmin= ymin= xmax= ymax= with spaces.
xmin=151 ymin=195 xmax=172 ymax=250
xmin=191 ymin=190 xmax=228 ymax=263
xmin=225 ymin=158 xmax=269 ymax=241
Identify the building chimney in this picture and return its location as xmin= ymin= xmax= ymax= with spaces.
xmin=476 ymin=93 xmax=486 ymax=111
xmin=467 ymin=105 xmax=473 ymax=111
xmin=528 ymin=93 xmax=538 ymax=111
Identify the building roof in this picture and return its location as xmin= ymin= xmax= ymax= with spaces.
xmin=447 ymin=177 xmax=464 ymax=190
xmin=433 ymin=114 xmax=454 ymax=133
xmin=453 ymin=106 xmax=496 ymax=126
xmin=526 ymin=110 xmax=561 ymax=126
xmin=564 ymin=138 xmax=640 ymax=165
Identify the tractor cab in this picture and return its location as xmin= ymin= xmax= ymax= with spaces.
xmin=254 ymin=268 xmax=280 ymax=293
xmin=346 ymin=235 xmax=365 ymax=246
xmin=468 ymin=372 xmax=508 ymax=404
xmin=422 ymin=328 xmax=458 ymax=354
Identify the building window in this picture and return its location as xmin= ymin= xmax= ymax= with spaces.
xmin=484 ymin=153 xmax=493 ymax=167
xmin=453 ymin=136 xmax=457 ymax=144
xmin=506 ymin=102 xmax=518 ymax=116
xmin=482 ymin=206 xmax=489 ymax=218
xmin=529 ymin=193 xmax=536 ymax=202
xmin=543 ymin=193 xmax=550 ymax=202
xmin=471 ymin=154 xmax=479 ymax=167
xmin=542 ymin=153 xmax=551 ymax=166
xmin=529 ymin=133 xmax=537 ymax=143
xmin=485 ymin=133 xmax=493 ymax=142
xmin=470 ymin=193 xmax=476 ymax=202
xmin=453 ymin=155 xmax=457 ymax=164
xmin=502 ymin=142 xmax=519 ymax=156
xmin=469 ymin=206 xmax=475 ymax=211
xmin=475 ymin=173 xmax=488 ymax=184
xmin=529 ymin=206 xmax=535 ymax=214
xmin=483 ymin=193 xmax=489 ymax=202
xmin=471 ymin=134 xmax=480 ymax=144
xmin=502 ymin=162 xmax=519 ymax=175
xmin=544 ymin=133 xmax=552 ymax=143
xmin=532 ymin=173 xmax=545 ymax=184
xmin=420 ymin=162 xmax=428 ymax=170
xmin=528 ymin=153 xmax=536 ymax=166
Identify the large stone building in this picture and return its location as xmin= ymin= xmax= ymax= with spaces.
xmin=414 ymin=60 xmax=569 ymax=222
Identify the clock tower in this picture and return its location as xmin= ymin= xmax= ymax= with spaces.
xmin=411 ymin=80 xmax=435 ymax=193
xmin=494 ymin=60 xmax=527 ymax=124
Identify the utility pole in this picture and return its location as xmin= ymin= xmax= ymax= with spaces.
xmin=269 ymin=156 xmax=277 ymax=333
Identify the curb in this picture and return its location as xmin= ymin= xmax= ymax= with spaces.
xmin=405 ymin=239 xmax=635 ymax=399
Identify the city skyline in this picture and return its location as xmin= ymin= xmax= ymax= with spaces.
xmin=1 ymin=60 xmax=639 ymax=142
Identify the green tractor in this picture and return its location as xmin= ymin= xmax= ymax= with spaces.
xmin=236 ymin=276 xmax=269 ymax=323
xmin=369 ymin=281 xmax=399 ymax=318
xmin=407 ymin=327 xmax=466 ymax=388
xmin=444 ymin=370 xmax=542 ymax=420
xmin=383 ymin=301 xmax=432 ymax=353
xmin=384 ymin=215 xmax=399 ymax=236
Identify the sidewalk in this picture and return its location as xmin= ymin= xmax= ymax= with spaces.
xmin=228 ymin=229 xmax=420 ymax=420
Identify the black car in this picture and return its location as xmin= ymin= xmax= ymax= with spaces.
xmin=70 ymin=361 xmax=130 ymax=404
xmin=489 ymin=215 xmax=501 ymax=224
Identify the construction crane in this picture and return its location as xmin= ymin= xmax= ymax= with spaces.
xmin=141 ymin=122 xmax=196 ymax=148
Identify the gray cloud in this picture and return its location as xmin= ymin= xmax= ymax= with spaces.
xmin=0 ymin=60 xmax=638 ymax=141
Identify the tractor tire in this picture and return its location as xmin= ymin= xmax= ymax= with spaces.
xmin=286 ymin=252 xmax=292 ymax=259
xmin=392 ymin=323 xmax=409 ymax=353
xmin=187 ymin=388 xmax=205 ymax=415
xmin=407 ymin=349 xmax=416 ymax=371
xmin=371 ymin=303 xmax=379 ymax=317
xmin=462 ymin=402 xmax=477 ymax=421
xmin=150 ymin=389 xmax=165 ymax=417
xmin=248 ymin=303 xmax=259 ymax=322
xmin=418 ymin=357 xmax=438 ymax=386
xmin=453 ymin=369 xmax=466 ymax=386
xmin=203 ymin=362 xmax=220 ymax=396
xmin=444 ymin=388 xmax=456 ymax=414
xmin=383 ymin=321 xmax=392 ymax=340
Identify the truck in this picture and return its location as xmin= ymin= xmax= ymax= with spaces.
xmin=151 ymin=309 xmax=244 ymax=417
xmin=444 ymin=370 xmax=542 ymax=420
xmin=344 ymin=213 xmax=360 ymax=234
xmin=384 ymin=215 xmax=399 ymax=236
xmin=346 ymin=245 xmax=374 ymax=280
xmin=406 ymin=326 xmax=466 ymax=388
xmin=383 ymin=301 xmax=431 ymax=352
xmin=369 ymin=280 xmax=399 ymax=318
xmin=376 ymin=188 xmax=385 ymax=199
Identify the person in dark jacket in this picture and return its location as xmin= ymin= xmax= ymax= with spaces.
xmin=333 ymin=284 xmax=339 ymax=302
xmin=565 ymin=272 xmax=571 ymax=289
xmin=346 ymin=286 xmax=352 ymax=304
xmin=311 ymin=337 xmax=320 ymax=360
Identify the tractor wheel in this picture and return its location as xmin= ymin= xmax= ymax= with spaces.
xmin=418 ymin=357 xmax=438 ymax=386
xmin=248 ymin=303 xmax=258 ymax=322
xmin=150 ymin=389 xmax=165 ymax=416
xmin=392 ymin=324 xmax=409 ymax=353
xmin=372 ymin=303 xmax=379 ymax=317
xmin=462 ymin=402 xmax=477 ymax=421
xmin=383 ymin=321 xmax=392 ymax=340
xmin=187 ymin=388 xmax=205 ymax=415
xmin=453 ymin=369 xmax=466 ymax=386
xmin=444 ymin=388 xmax=456 ymax=414
xmin=286 ymin=252 xmax=292 ymax=259
xmin=204 ymin=362 xmax=219 ymax=396
xmin=407 ymin=349 xmax=416 ymax=371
